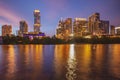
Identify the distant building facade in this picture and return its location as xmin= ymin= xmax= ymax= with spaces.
xmin=56 ymin=18 xmax=72 ymax=39
xmin=116 ymin=29 xmax=120 ymax=35
xmin=2 ymin=25 xmax=12 ymax=36
xmin=100 ymin=20 xmax=109 ymax=35
xmin=73 ymin=18 xmax=88 ymax=37
xmin=88 ymin=13 xmax=109 ymax=35
xmin=0 ymin=36 xmax=3 ymax=44
xmin=88 ymin=13 xmax=101 ymax=35
xmin=110 ymin=25 xmax=115 ymax=35
xmin=115 ymin=26 xmax=120 ymax=35
xmin=56 ymin=18 xmax=71 ymax=39
xmin=18 ymin=20 xmax=28 ymax=36
xmin=64 ymin=18 xmax=72 ymax=34
xmin=34 ymin=10 xmax=41 ymax=33
xmin=56 ymin=20 xmax=64 ymax=39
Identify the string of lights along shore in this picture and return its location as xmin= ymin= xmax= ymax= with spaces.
xmin=1 ymin=10 xmax=120 ymax=39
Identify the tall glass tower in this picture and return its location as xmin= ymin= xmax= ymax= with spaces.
xmin=34 ymin=10 xmax=40 ymax=33
xmin=20 ymin=20 xmax=28 ymax=34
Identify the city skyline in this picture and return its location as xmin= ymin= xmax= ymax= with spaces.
xmin=0 ymin=0 xmax=120 ymax=36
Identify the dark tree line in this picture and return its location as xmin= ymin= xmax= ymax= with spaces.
xmin=2 ymin=35 xmax=65 ymax=44
xmin=1 ymin=35 xmax=120 ymax=44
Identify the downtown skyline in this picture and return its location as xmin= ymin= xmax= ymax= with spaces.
xmin=0 ymin=0 xmax=120 ymax=36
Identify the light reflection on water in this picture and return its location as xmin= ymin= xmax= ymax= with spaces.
xmin=0 ymin=44 xmax=120 ymax=80
xmin=66 ymin=44 xmax=77 ymax=80
xmin=6 ymin=45 xmax=16 ymax=79
xmin=109 ymin=45 xmax=120 ymax=78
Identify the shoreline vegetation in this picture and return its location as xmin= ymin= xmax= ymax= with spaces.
xmin=1 ymin=35 xmax=120 ymax=45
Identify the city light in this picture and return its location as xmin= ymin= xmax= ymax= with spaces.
xmin=34 ymin=10 xmax=40 ymax=13
xmin=75 ymin=18 xmax=87 ymax=21
xmin=84 ymin=35 xmax=91 ymax=39
xmin=0 ymin=1 xmax=120 ymax=80
xmin=0 ymin=10 xmax=120 ymax=44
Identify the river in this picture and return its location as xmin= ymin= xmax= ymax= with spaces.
xmin=0 ymin=44 xmax=120 ymax=80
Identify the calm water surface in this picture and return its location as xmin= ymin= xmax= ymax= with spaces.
xmin=0 ymin=44 xmax=120 ymax=80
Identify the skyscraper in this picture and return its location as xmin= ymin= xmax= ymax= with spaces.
xmin=115 ymin=26 xmax=120 ymax=35
xmin=20 ymin=21 xmax=28 ymax=33
xmin=88 ymin=13 xmax=109 ymax=35
xmin=100 ymin=20 xmax=109 ymax=35
xmin=116 ymin=28 xmax=120 ymax=35
xmin=34 ymin=9 xmax=41 ymax=33
xmin=73 ymin=18 xmax=88 ymax=37
xmin=110 ymin=25 xmax=115 ymax=35
xmin=2 ymin=25 xmax=12 ymax=36
xmin=64 ymin=18 xmax=72 ymax=34
xmin=18 ymin=20 xmax=28 ymax=36
xmin=88 ymin=13 xmax=101 ymax=35
xmin=56 ymin=18 xmax=72 ymax=39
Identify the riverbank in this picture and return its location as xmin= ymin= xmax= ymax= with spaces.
xmin=1 ymin=35 xmax=120 ymax=45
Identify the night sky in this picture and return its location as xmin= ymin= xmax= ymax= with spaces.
xmin=0 ymin=0 xmax=120 ymax=36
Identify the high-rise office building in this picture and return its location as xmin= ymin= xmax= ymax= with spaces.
xmin=110 ymin=25 xmax=115 ymax=35
xmin=88 ymin=13 xmax=101 ymax=35
xmin=116 ymin=28 xmax=120 ymax=35
xmin=100 ymin=20 xmax=109 ymax=35
xmin=115 ymin=26 xmax=120 ymax=35
xmin=88 ymin=13 xmax=109 ymax=35
xmin=34 ymin=9 xmax=40 ymax=33
xmin=73 ymin=18 xmax=88 ymax=36
xmin=56 ymin=18 xmax=72 ymax=39
xmin=20 ymin=20 xmax=28 ymax=33
xmin=2 ymin=25 xmax=12 ymax=36
xmin=64 ymin=18 xmax=72 ymax=34
xmin=18 ymin=20 xmax=28 ymax=36
xmin=56 ymin=20 xmax=63 ymax=34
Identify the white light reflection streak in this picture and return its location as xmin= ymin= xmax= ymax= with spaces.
xmin=66 ymin=44 xmax=77 ymax=80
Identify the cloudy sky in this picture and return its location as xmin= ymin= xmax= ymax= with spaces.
xmin=0 ymin=0 xmax=120 ymax=36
